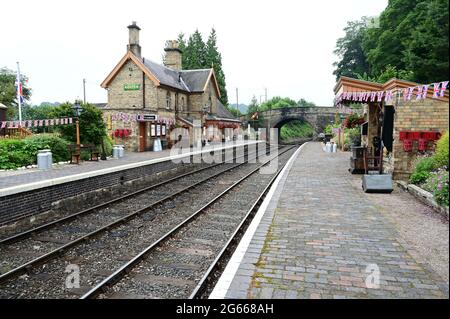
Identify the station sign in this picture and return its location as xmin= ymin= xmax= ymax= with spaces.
xmin=123 ymin=83 xmax=141 ymax=91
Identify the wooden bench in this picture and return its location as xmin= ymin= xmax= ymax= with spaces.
xmin=68 ymin=144 xmax=100 ymax=164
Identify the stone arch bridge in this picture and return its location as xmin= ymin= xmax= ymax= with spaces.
xmin=243 ymin=107 xmax=345 ymax=140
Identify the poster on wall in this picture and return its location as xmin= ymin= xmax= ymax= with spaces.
xmin=162 ymin=124 xmax=166 ymax=136
xmin=156 ymin=124 xmax=161 ymax=136
xmin=151 ymin=124 xmax=156 ymax=137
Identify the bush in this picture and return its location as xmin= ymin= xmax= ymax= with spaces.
xmin=434 ymin=131 xmax=448 ymax=168
xmin=344 ymin=127 xmax=361 ymax=146
xmin=0 ymin=139 xmax=31 ymax=169
xmin=0 ymin=134 xmax=70 ymax=169
xmin=423 ymin=168 xmax=449 ymax=207
xmin=409 ymin=156 xmax=437 ymax=184
xmin=23 ymin=134 xmax=70 ymax=163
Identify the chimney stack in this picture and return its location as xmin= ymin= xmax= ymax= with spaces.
xmin=164 ymin=40 xmax=183 ymax=70
xmin=127 ymin=21 xmax=141 ymax=57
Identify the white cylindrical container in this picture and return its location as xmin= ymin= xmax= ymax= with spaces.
xmin=325 ymin=142 xmax=331 ymax=153
xmin=37 ymin=149 xmax=52 ymax=170
xmin=332 ymin=143 xmax=337 ymax=153
xmin=118 ymin=145 xmax=124 ymax=157
xmin=112 ymin=146 xmax=120 ymax=158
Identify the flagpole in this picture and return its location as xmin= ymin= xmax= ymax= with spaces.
xmin=16 ymin=62 xmax=22 ymax=123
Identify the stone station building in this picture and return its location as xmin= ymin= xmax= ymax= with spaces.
xmin=100 ymin=22 xmax=240 ymax=152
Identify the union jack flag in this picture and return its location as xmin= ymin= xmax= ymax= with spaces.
xmin=14 ymin=73 xmax=24 ymax=104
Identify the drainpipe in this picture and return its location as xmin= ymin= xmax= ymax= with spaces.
xmin=142 ymin=58 xmax=146 ymax=109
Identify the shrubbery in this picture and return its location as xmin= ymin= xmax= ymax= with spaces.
xmin=0 ymin=134 xmax=70 ymax=170
xmin=410 ymin=131 xmax=449 ymax=207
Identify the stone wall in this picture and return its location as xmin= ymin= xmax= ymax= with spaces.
xmin=391 ymin=98 xmax=448 ymax=180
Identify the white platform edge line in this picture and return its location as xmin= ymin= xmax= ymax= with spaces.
xmin=209 ymin=142 xmax=308 ymax=299
xmin=0 ymin=141 xmax=263 ymax=197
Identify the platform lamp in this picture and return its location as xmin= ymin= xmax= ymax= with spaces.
xmin=72 ymin=100 xmax=82 ymax=149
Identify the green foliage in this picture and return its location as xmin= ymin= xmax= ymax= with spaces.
xmin=280 ymin=121 xmax=314 ymax=141
xmin=0 ymin=134 xmax=70 ymax=169
xmin=334 ymin=0 xmax=449 ymax=84
xmin=344 ymin=127 xmax=361 ymax=146
xmin=0 ymin=67 xmax=32 ymax=120
xmin=409 ymin=156 xmax=436 ymax=184
xmin=179 ymin=29 xmax=229 ymax=106
xmin=333 ymin=18 xmax=371 ymax=79
xmin=297 ymin=98 xmax=316 ymax=107
xmin=51 ymin=102 xmax=107 ymax=146
xmin=21 ymin=103 xmax=59 ymax=133
xmin=423 ymin=168 xmax=449 ymax=207
xmin=258 ymin=96 xmax=297 ymax=112
xmin=434 ymin=131 xmax=449 ymax=168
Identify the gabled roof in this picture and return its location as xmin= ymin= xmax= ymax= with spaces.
xmin=101 ymin=51 xmax=221 ymax=97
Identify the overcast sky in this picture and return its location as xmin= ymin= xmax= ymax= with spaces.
xmin=1 ymin=0 xmax=387 ymax=107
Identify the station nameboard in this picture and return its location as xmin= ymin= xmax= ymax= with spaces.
xmin=123 ymin=83 xmax=141 ymax=91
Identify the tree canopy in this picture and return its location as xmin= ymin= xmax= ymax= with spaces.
xmin=0 ymin=67 xmax=32 ymax=119
xmin=178 ymin=28 xmax=229 ymax=106
xmin=333 ymin=0 xmax=449 ymax=84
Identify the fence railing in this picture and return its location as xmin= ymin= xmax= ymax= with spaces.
xmin=0 ymin=127 xmax=33 ymax=139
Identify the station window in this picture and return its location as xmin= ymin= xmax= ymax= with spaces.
xmin=166 ymin=91 xmax=171 ymax=109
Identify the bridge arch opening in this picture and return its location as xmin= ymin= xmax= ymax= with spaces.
xmin=273 ymin=118 xmax=314 ymax=144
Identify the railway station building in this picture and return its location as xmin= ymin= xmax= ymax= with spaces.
xmin=100 ymin=22 xmax=240 ymax=152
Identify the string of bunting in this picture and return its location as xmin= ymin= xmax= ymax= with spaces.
xmin=335 ymin=80 xmax=449 ymax=108
xmin=0 ymin=117 xmax=73 ymax=129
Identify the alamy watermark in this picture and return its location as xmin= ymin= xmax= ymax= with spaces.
xmin=65 ymin=264 xmax=80 ymax=289
xmin=168 ymin=120 xmax=279 ymax=174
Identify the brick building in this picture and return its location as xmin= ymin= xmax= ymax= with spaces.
xmin=100 ymin=22 xmax=240 ymax=152
xmin=334 ymin=76 xmax=449 ymax=180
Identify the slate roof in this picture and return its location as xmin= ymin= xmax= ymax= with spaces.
xmin=206 ymin=99 xmax=241 ymax=122
xmin=143 ymin=58 xmax=212 ymax=93
xmin=179 ymin=69 xmax=211 ymax=92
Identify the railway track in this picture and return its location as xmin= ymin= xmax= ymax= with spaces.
xmin=81 ymin=145 xmax=297 ymax=299
xmin=0 ymin=144 xmax=287 ymax=298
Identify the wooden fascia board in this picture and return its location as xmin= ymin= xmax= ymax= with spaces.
xmin=101 ymin=51 xmax=161 ymax=88
xmin=203 ymin=69 xmax=221 ymax=98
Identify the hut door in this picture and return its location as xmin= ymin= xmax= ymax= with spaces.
xmin=139 ymin=122 xmax=146 ymax=152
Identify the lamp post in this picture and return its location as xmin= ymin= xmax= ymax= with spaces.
xmin=72 ymin=100 xmax=82 ymax=148
xmin=201 ymin=105 xmax=209 ymax=146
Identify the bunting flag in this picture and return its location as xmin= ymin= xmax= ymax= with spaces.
xmin=0 ymin=117 xmax=74 ymax=129
xmin=335 ymin=80 xmax=449 ymax=107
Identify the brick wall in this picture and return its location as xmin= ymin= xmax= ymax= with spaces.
xmin=391 ymin=98 xmax=449 ymax=180
xmin=0 ymin=144 xmax=258 ymax=225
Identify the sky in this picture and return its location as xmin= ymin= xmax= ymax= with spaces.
xmin=1 ymin=0 xmax=388 ymax=107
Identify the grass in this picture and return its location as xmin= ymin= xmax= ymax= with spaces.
xmin=280 ymin=121 xmax=314 ymax=141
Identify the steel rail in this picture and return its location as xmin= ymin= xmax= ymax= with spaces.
xmin=80 ymin=145 xmax=295 ymax=299
xmin=0 ymin=146 xmax=280 ymax=284
xmin=0 ymin=146 xmax=272 ymax=245
xmin=189 ymin=147 xmax=295 ymax=298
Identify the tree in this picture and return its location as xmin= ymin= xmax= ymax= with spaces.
xmin=333 ymin=18 xmax=371 ymax=80
xmin=183 ymin=30 xmax=207 ymax=69
xmin=335 ymin=0 xmax=449 ymax=84
xmin=52 ymin=102 xmax=106 ymax=146
xmin=206 ymin=28 xmax=229 ymax=105
xmin=298 ymin=98 xmax=316 ymax=107
xmin=180 ymin=28 xmax=229 ymax=105
xmin=0 ymin=67 xmax=32 ymax=120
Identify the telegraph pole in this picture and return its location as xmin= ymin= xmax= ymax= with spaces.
xmin=236 ymin=88 xmax=239 ymax=112
xmin=265 ymin=87 xmax=267 ymax=102
xmin=83 ymin=78 xmax=86 ymax=104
